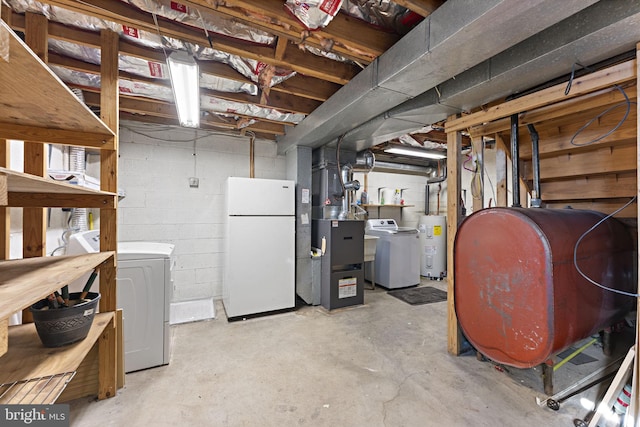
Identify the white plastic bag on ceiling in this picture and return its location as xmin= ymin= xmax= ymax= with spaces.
xmin=285 ymin=0 xmax=344 ymax=30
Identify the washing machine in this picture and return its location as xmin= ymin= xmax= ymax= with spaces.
xmin=117 ymin=242 xmax=175 ymax=373
xmin=66 ymin=231 xmax=175 ymax=373
xmin=364 ymin=219 xmax=420 ymax=289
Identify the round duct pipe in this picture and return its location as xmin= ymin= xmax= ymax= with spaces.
xmin=354 ymin=150 xmax=375 ymax=172
xmin=373 ymin=161 xmax=435 ymax=177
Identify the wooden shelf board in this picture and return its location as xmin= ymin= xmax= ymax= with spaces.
xmin=0 ymin=312 xmax=114 ymax=404
xmin=0 ymin=167 xmax=116 ymax=198
xmin=0 ymin=252 xmax=115 ymax=320
xmin=0 ymin=20 xmax=114 ymax=140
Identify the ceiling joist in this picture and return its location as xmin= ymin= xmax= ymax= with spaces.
xmin=35 ymin=0 xmax=362 ymax=84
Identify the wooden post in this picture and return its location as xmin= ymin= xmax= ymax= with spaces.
xmin=632 ymin=40 xmax=640 ymax=424
xmin=0 ymin=139 xmax=8 ymax=358
xmin=23 ymin=12 xmax=48 ymax=323
xmin=0 ymin=140 xmax=9 ymax=260
xmin=0 ymin=1 xmax=11 ymax=26
xmin=97 ymin=315 xmax=117 ymax=399
xmin=495 ymin=134 xmax=508 ymax=207
xmin=99 ymin=29 xmax=118 ymax=313
xmin=99 ymin=29 xmax=121 ymax=389
xmin=23 ymin=11 xmax=48 ymax=257
xmin=446 ymin=115 xmax=463 ymax=355
xmin=519 ymin=182 xmax=528 ymax=207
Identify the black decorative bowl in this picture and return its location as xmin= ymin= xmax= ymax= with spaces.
xmin=30 ymin=292 xmax=100 ymax=348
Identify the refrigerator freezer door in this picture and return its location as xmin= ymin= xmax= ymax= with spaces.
xmin=224 ymin=215 xmax=295 ymax=318
xmin=227 ymin=177 xmax=295 ymax=216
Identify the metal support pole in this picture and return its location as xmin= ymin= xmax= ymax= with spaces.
xmin=510 ymin=114 xmax=521 ymax=207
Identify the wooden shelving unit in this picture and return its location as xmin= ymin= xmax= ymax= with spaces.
xmin=0 ymin=18 xmax=121 ymax=402
xmin=0 ymin=312 xmax=115 ymax=404
xmin=0 ymin=253 xmax=115 ymax=330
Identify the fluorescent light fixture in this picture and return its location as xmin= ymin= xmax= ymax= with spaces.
xmin=384 ymin=146 xmax=446 ymax=160
xmin=167 ymin=51 xmax=200 ymax=128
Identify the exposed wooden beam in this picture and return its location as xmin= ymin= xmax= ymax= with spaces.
xmin=276 ymin=74 xmax=340 ymax=102
xmin=522 ymin=143 xmax=637 ymax=181
xmin=23 ymin=11 xmax=48 ymax=261
xmin=634 ymin=42 xmax=640 ymax=422
xmin=34 ymin=0 xmax=360 ymax=84
xmin=0 ymin=141 xmax=9 ymax=261
xmin=0 ymin=1 xmax=12 ymax=25
xmin=102 ymin=93 xmax=285 ymax=136
xmin=518 ymin=109 xmax=637 ymax=160
xmin=545 ymin=198 xmax=637 ymax=218
xmin=187 ymin=0 xmax=397 ymax=62
xmin=120 ymin=112 xmax=231 ymax=130
xmin=12 ymin=11 xmax=340 ymax=104
xmin=469 ymin=84 xmax=637 ymax=137
xmin=81 ymin=90 xmax=289 ymax=134
xmin=392 ymin=0 xmax=444 ymax=17
xmin=119 ymin=113 xmax=279 ymax=140
xmin=47 ymin=50 xmax=318 ymax=115
xmin=99 ymin=29 xmax=119 ymax=329
xmin=275 ymin=36 xmax=288 ymax=61
xmin=540 ymin=172 xmax=636 ymax=201
xmin=494 ymin=134 xmax=508 ymax=207
xmin=446 ymin=60 xmax=637 ymax=133
xmin=446 ymin=115 xmax=463 ymax=356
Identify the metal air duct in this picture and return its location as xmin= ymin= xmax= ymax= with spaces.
xmin=278 ymin=0 xmax=600 ymax=154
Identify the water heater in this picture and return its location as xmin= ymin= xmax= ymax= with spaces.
xmin=418 ymin=215 xmax=446 ymax=278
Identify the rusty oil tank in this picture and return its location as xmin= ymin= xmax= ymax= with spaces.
xmin=454 ymin=207 xmax=635 ymax=368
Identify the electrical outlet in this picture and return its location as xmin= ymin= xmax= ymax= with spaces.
xmin=189 ymin=177 xmax=199 ymax=188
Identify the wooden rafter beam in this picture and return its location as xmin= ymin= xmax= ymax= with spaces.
xmin=47 ymin=51 xmax=319 ymax=116
xmin=32 ymin=0 xmax=360 ymax=84
xmin=10 ymin=11 xmax=340 ymax=104
xmin=446 ymin=59 xmax=637 ymax=133
xmin=540 ymin=172 xmax=637 ymax=201
xmin=469 ymin=84 xmax=637 ymax=137
xmin=392 ymin=0 xmax=444 ymax=17
xmin=82 ymin=91 xmax=285 ymax=137
xmin=119 ymin=112 xmax=278 ymax=141
xmin=186 ymin=0 xmax=397 ymax=63
xmin=274 ymin=36 xmax=288 ymax=61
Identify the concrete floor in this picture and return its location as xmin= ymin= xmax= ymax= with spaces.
xmin=69 ymin=281 xmax=616 ymax=426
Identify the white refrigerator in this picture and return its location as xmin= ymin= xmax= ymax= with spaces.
xmin=223 ymin=177 xmax=295 ymax=318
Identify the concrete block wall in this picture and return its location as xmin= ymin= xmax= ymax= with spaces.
xmin=353 ymin=171 xmax=430 ymax=227
xmin=118 ymin=123 xmax=286 ymax=302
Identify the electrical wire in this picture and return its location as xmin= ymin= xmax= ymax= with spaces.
xmin=566 ymin=62 xmax=634 ymax=147
xmin=336 ymin=134 xmax=346 ymax=198
xmin=565 ymin=62 xmax=638 ymax=297
xmin=483 ymin=165 xmax=496 ymax=208
xmin=573 ymin=195 xmax=639 ymax=298
xmin=121 ymin=123 xmax=239 ymax=143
